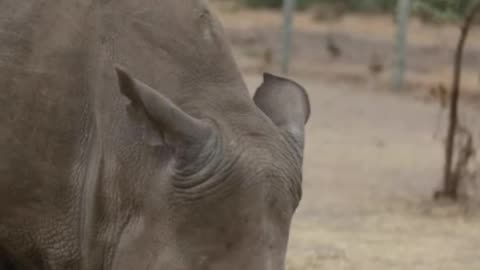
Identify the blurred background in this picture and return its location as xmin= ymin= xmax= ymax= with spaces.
xmin=210 ymin=0 xmax=480 ymax=269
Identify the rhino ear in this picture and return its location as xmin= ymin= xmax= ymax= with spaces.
xmin=114 ymin=65 xmax=213 ymax=148
xmin=253 ymin=73 xmax=310 ymax=147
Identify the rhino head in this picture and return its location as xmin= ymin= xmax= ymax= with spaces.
xmin=0 ymin=0 xmax=310 ymax=269
xmin=111 ymin=66 xmax=310 ymax=270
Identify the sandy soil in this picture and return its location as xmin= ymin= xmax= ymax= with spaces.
xmin=219 ymin=3 xmax=480 ymax=269
xmin=243 ymin=74 xmax=480 ymax=270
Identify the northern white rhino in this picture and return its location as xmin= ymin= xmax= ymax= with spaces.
xmin=0 ymin=0 xmax=310 ymax=269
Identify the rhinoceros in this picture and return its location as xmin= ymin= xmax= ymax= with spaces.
xmin=0 ymin=0 xmax=310 ymax=269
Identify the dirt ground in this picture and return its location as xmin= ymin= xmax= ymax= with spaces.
xmin=244 ymin=75 xmax=480 ymax=270
xmin=213 ymin=2 xmax=480 ymax=269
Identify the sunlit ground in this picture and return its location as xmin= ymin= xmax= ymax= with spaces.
xmin=244 ymin=74 xmax=480 ymax=270
xmin=214 ymin=2 xmax=480 ymax=268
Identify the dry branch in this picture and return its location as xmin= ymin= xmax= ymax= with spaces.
xmin=439 ymin=1 xmax=480 ymax=200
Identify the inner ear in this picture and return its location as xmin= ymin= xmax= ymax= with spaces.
xmin=115 ymin=65 xmax=213 ymax=148
xmin=253 ymin=73 xmax=310 ymax=146
xmin=125 ymin=104 xmax=165 ymax=147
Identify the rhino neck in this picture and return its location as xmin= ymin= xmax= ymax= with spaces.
xmin=95 ymin=0 xmax=251 ymax=108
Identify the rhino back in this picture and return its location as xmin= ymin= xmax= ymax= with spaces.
xmin=0 ymin=0 xmax=100 ymax=267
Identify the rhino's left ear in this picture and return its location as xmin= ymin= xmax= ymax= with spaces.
xmin=114 ymin=65 xmax=213 ymax=149
xmin=253 ymin=73 xmax=310 ymax=148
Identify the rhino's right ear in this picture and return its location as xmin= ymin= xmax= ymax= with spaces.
xmin=253 ymin=73 xmax=310 ymax=149
xmin=114 ymin=65 xmax=213 ymax=148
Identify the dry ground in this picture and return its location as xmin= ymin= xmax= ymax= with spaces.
xmin=244 ymin=74 xmax=480 ymax=270
xmin=222 ymin=3 xmax=480 ymax=269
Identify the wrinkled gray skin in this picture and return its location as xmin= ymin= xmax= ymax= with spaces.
xmin=0 ymin=0 xmax=310 ymax=269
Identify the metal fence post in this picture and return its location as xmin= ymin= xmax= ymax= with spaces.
xmin=281 ymin=0 xmax=296 ymax=75
xmin=393 ymin=0 xmax=412 ymax=91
